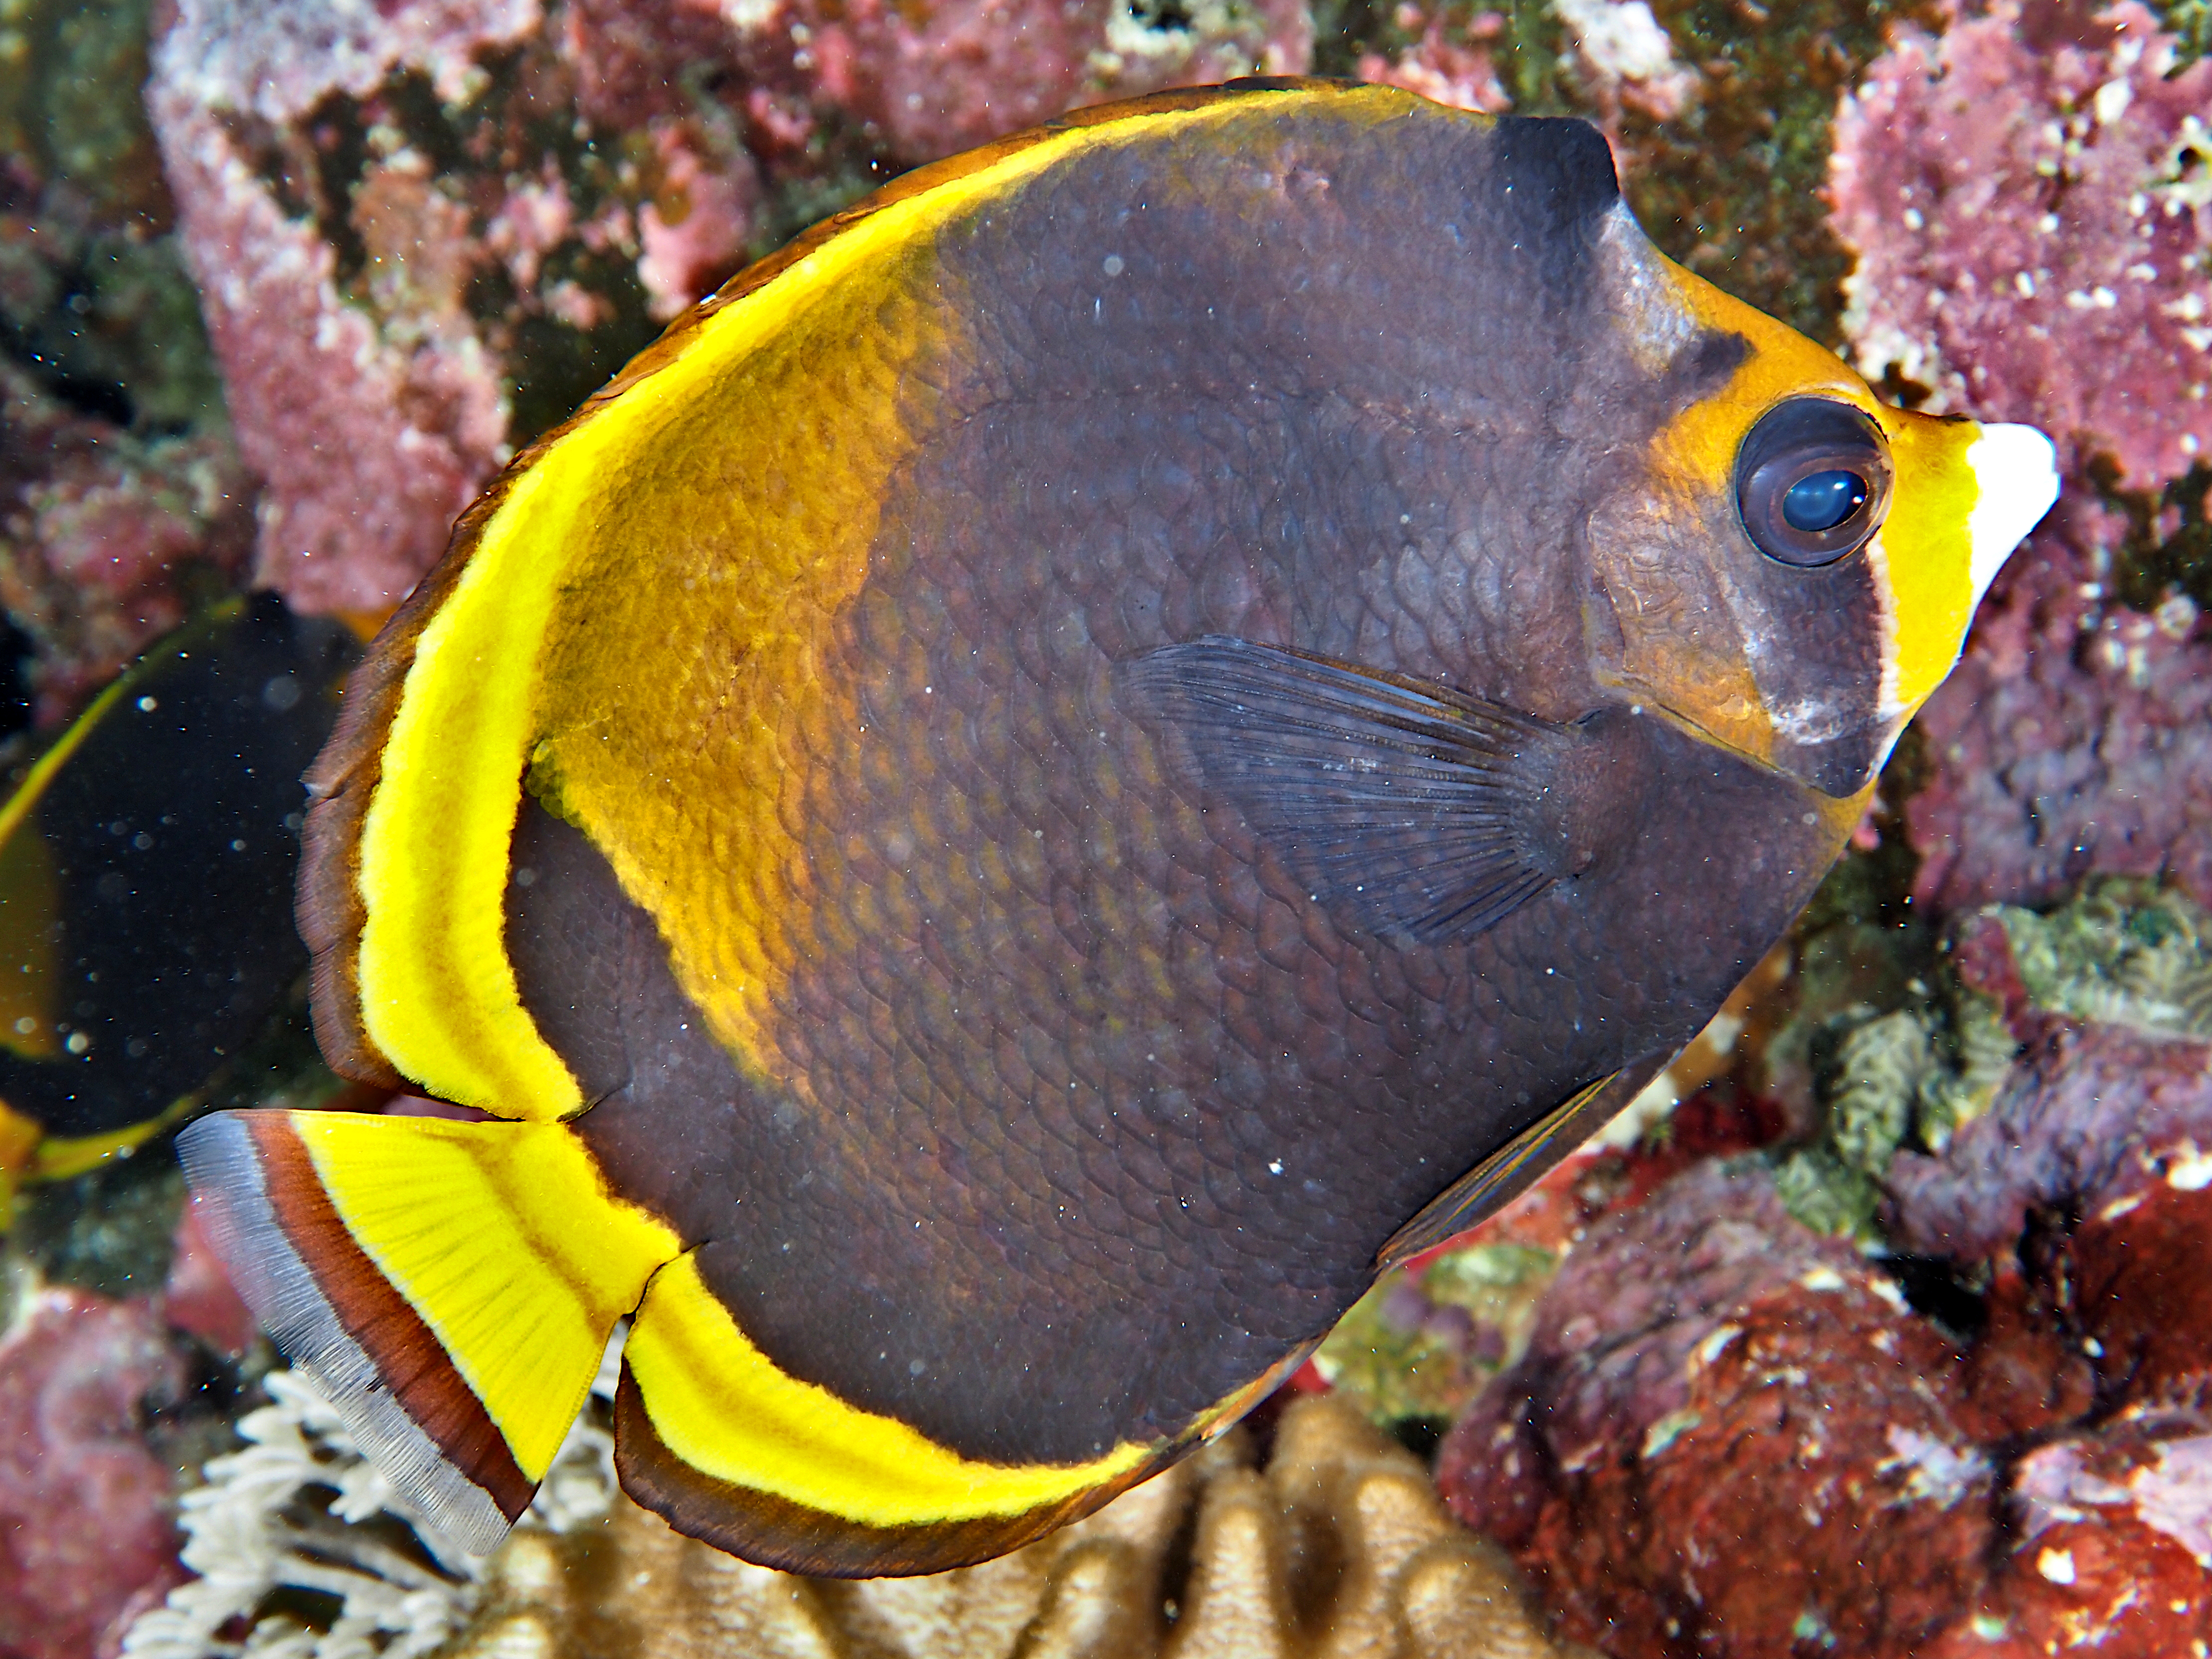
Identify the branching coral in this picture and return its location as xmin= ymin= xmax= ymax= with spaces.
xmin=123 ymin=1345 xmax=622 ymax=1659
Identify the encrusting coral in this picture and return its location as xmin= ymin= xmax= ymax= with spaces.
xmin=129 ymin=1374 xmax=1590 ymax=1659
xmin=451 ymin=1392 xmax=1596 ymax=1659
xmin=1830 ymin=0 xmax=2212 ymax=489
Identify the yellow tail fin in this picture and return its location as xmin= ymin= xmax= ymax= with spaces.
xmin=178 ymin=1109 xmax=679 ymax=1555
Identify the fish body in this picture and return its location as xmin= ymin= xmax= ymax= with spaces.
xmin=0 ymin=596 xmax=353 ymax=1213
xmin=179 ymin=82 xmax=2056 ymax=1575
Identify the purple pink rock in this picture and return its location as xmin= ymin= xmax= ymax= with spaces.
xmin=1905 ymin=513 xmax=2212 ymax=914
xmin=1439 ymin=1161 xmax=1993 ymax=1659
xmin=1830 ymin=0 xmax=2212 ymax=489
xmin=0 ymin=1290 xmax=187 ymax=1659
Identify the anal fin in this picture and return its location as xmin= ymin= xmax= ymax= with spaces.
xmin=1374 ymin=1054 xmax=1668 ymax=1273
xmin=178 ymin=1109 xmax=679 ymax=1556
xmin=614 ymin=1243 xmax=1170 ymax=1576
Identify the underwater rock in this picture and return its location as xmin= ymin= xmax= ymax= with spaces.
xmin=1438 ymin=1160 xmax=1993 ymax=1659
xmin=142 ymin=0 xmax=767 ymax=617
xmin=161 ymin=1204 xmax=255 ymax=1360
xmin=1831 ymin=0 xmax=2212 ymax=489
xmin=1926 ymin=1409 xmax=2212 ymax=1658
xmin=783 ymin=0 xmax=1312 ymax=164
xmin=0 ymin=5 xmax=249 ymax=719
xmin=140 ymin=0 xmax=1323 ymax=621
xmin=0 ymin=1288 xmax=187 ymax=1659
xmin=0 ymin=357 xmax=251 ymax=721
xmin=1886 ymin=903 xmax=2212 ymax=1265
xmin=146 ymin=62 xmax=512 ymax=617
xmin=1353 ymin=7 xmax=1512 ymax=115
xmin=444 ymin=1393 xmax=1594 ymax=1659
xmin=1907 ymin=512 xmax=2212 ymax=913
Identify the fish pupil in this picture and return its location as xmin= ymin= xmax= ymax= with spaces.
xmin=1781 ymin=469 xmax=1869 ymax=533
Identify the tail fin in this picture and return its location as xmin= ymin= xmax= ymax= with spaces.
xmin=178 ymin=1110 xmax=679 ymax=1555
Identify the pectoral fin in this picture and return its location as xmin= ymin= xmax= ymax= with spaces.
xmin=1123 ymin=636 xmax=1646 ymax=945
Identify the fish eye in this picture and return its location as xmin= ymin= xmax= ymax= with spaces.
xmin=1735 ymin=398 xmax=1891 ymax=568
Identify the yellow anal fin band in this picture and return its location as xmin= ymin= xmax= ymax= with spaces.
xmin=615 ymin=1249 xmax=1163 ymax=1576
xmin=178 ymin=1109 xmax=679 ymax=1557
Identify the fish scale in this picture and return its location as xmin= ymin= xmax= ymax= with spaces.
xmin=181 ymin=80 xmax=2057 ymax=1577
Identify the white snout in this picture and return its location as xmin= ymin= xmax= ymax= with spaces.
xmin=1963 ymin=423 xmax=2060 ymax=612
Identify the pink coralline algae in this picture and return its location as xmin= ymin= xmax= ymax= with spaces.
xmin=1934 ymin=1415 xmax=2212 ymax=1659
xmin=1830 ymin=0 xmax=2212 ymax=489
xmin=150 ymin=86 xmax=510 ymax=618
xmin=0 ymin=357 xmax=250 ymax=721
xmin=783 ymin=0 xmax=1312 ymax=163
xmin=145 ymin=0 xmax=767 ymax=618
xmin=144 ymin=0 xmax=1317 ymax=620
xmin=0 ymin=1290 xmax=188 ymax=1659
xmin=1906 ymin=510 xmax=2212 ymax=913
xmin=147 ymin=0 xmax=529 ymax=618
xmin=1356 ymin=7 xmax=1512 ymax=115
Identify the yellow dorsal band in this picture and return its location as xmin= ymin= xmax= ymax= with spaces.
xmin=625 ymin=1251 xmax=1153 ymax=1526
xmin=353 ymin=92 xmax=1339 ymax=1120
xmin=298 ymin=1113 xmax=679 ymax=1480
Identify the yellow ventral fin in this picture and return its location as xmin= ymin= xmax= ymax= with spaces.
xmin=613 ymin=1246 xmax=1166 ymax=1577
xmin=177 ymin=1108 xmax=679 ymax=1557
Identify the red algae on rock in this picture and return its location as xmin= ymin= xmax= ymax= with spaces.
xmin=0 ymin=1289 xmax=187 ymax=1659
xmin=146 ymin=5 xmax=521 ymax=618
xmin=1926 ymin=1413 xmax=2212 ymax=1658
xmin=1439 ymin=1161 xmax=1994 ymax=1659
xmin=0 ymin=358 xmax=250 ymax=722
xmin=1830 ymin=0 xmax=2212 ymax=488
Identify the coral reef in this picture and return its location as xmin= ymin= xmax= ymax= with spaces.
xmin=1437 ymin=880 xmax=2212 ymax=1657
xmin=124 ymin=1349 xmax=623 ymax=1659
xmin=0 ymin=1287 xmax=189 ymax=1659
xmin=1314 ymin=1239 xmax=1560 ymax=1429
xmin=128 ymin=1375 xmax=1589 ymax=1659
xmin=442 ymin=1392 xmax=1596 ymax=1659
xmin=1906 ymin=510 xmax=2212 ymax=914
xmin=1885 ymin=889 xmax=2212 ymax=1265
xmin=1438 ymin=1161 xmax=1994 ymax=1659
xmin=1932 ymin=1410 xmax=2212 ymax=1657
xmin=1 ymin=1 xmax=249 ymax=720
xmin=131 ymin=0 xmax=1325 ymax=622
xmin=1831 ymin=0 xmax=2212 ymax=490
xmin=0 ymin=357 xmax=250 ymax=721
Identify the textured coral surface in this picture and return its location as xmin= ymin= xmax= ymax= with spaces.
xmin=9 ymin=1 xmax=2212 ymax=1656
xmin=0 ymin=1291 xmax=186 ymax=1659
xmin=448 ymin=1394 xmax=1599 ymax=1659
xmin=1831 ymin=0 xmax=2212 ymax=487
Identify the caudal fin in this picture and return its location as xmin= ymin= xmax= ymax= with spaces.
xmin=177 ymin=1109 xmax=679 ymax=1555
